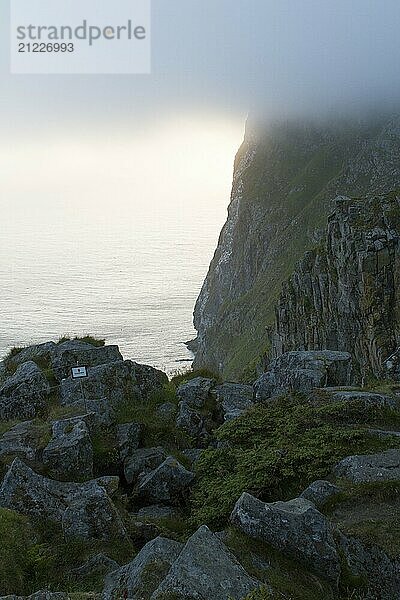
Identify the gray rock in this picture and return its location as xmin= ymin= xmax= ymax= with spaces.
xmin=50 ymin=340 xmax=122 ymax=381
xmin=103 ymin=536 xmax=183 ymax=600
xmin=133 ymin=363 xmax=168 ymax=397
xmin=151 ymin=525 xmax=259 ymax=600
xmin=156 ymin=402 xmax=177 ymax=420
xmin=0 ymin=420 xmax=49 ymax=463
xmin=254 ymin=351 xmax=353 ymax=401
xmin=62 ymin=480 xmax=128 ymax=542
xmin=231 ymin=492 xmax=340 ymax=584
xmin=334 ymin=449 xmax=400 ymax=483
xmin=0 ymin=458 xmax=125 ymax=541
xmin=176 ymin=402 xmax=209 ymax=445
xmin=326 ymin=390 xmax=396 ymax=409
xmin=43 ymin=417 xmax=93 ymax=481
xmin=69 ymin=552 xmax=120 ymax=580
xmin=300 ymin=480 xmax=341 ymax=508
xmin=60 ymin=360 xmax=140 ymax=408
xmin=117 ymin=422 xmax=142 ymax=461
xmin=69 ymin=397 xmax=114 ymax=427
xmin=0 ymin=362 xmax=50 ymax=420
xmin=138 ymin=457 xmax=195 ymax=505
xmin=3 ymin=342 xmax=56 ymax=372
xmin=177 ymin=377 xmax=215 ymax=408
xmin=339 ymin=534 xmax=400 ymax=599
xmin=214 ymin=383 xmax=254 ymax=420
xmin=124 ymin=447 xmax=167 ymax=485
xmin=136 ymin=505 xmax=178 ymax=519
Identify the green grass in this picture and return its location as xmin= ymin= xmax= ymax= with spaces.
xmin=57 ymin=335 xmax=105 ymax=347
xmin=190 ymin=394 xmax=400 ymax=528
xmin=170 ymin=368 xmax=220 ymax=388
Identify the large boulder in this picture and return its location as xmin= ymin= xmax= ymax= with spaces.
xmin=176 ymin=402 xmax=209 ymax=445
xmin=177 ymin=377 xmax=215 ymax=408
xmin=50 ymin=340 xmax=122 ymax=381
xmin=254 ymin=351 xmax=353 ymax=401
xmin=42 ymin=417 xmax=93 ymax=481
xmin=62 ymin=480 xmax=128 ymax=542
xmin=0 ymin=420 xmax=50 ymax=463
xmin=151 ymin=525 xmax=260 ymax=600
xmin=231 ymin=492 xmax=340 ymax=584
xmin=334 ymin=449 xmax=400 ymax=483
xmin=0 ymin=458 xmax=125 ymax=541
xmin=69 ymin=552 xmax=120 ymax=582
xmin=60 ymin=360 xmax=140 ymax=408
xmin=0 ymin=362 xmax=50 ymax=421
xmin=214 ymin=383 xmax=254 ymax=421
xmin=323 ymin=390 xmax=396 ymax=409
xmin=60 ymin=360 xmax=167 ymax=410
xmin=103 ymin=536 xmax=183 ymax=600
xmin=137 ymin=457 xmax=195 ymax=505
xmin=117 ymin=422 xmax=142 ymax=461
xmin=124 ymin=447 xmax=167 ymax=485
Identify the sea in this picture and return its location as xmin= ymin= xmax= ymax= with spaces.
xmin=0 ymin=199 xmax=227 ymax=375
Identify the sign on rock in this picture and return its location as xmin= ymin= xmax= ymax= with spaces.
xmin=71 ymin=366 xmax=88 ymax=379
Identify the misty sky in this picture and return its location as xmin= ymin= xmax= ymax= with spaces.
xmin=1 ymin=0 xmax=400 ymax=136
xmin=1 ymin=0 xmax=400 ymax=216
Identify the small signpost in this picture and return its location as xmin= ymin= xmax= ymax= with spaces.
xmin=71 ymin=366 xmax=88 ymax=379
xmin=71 ymin=365 xmax=89 ymax=410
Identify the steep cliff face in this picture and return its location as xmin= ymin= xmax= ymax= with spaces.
xmin=271 ymin=192 xmax=400 ymax=380
xmin=192 ymin=116 xmax=400 ymax=380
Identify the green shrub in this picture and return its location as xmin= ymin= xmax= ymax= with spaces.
xmin=190 ymin=394 xmax=400 ymax=528
xmin=57 ymin=335 xmax=105 ymax=347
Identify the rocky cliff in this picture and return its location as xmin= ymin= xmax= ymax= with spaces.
xmin=192 ymin=116 xmax=400 ymax=379
xmin=271 ymin=192 xmax=400 ymax=381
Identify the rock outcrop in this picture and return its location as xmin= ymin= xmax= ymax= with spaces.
xmin=271 ymin=192 xmax=400 ymax=380
xmin=42 ymin=417 xmax=93 ymax=481
xmin=231 ymin=492 xmax=341 ymax=584
xmin=254 ymin=350 xmax=353 ymax=401
xmin=0 ymin=362 xmax=50 ymax=420
xmin=334 ymin=448 xmax=400 ymax=483
xmin=151 ymin=525 xmax=260 ymax=600
xmin=192 ymin=117 xmax=400 ymax=379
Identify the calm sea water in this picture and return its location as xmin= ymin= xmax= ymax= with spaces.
xmin=0 ymin=201 xmax=226 ymax=375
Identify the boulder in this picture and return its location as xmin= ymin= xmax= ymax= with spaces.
xmin=103 ymin=536 xmax=183 ymax=600
xmin=68 ymin=397 xmax=114 ymax=427
xmin=0 ymin=420 xmax=50 ymax=463
xmin=3 ymin=342 xmax=56 ymax=371
xmin=95 ymin=475 xmax=120 ymax=497
xmin=254 ymin=351 xmax=353 ymax=401
xmin=124 ymin=447 xmax=167 ymax=485
xmin=117 ymin=422 xmax=142 ymax=461
xmin=300 ymin=480 xmax=341 ymax=509
xmin=156 ymin=402 xmax=177 ymax=420
xmin=176 ymin=402 xmax=209 ymax=445
xmin=0 ymin=458 xmax=125 ymax=541
xmin=231 ymin=492 xmax=340 ymax=584
xmin=132 ymin=363 xmax=168 ymax=397
xmin=151 ymin=525 xmax=260 ymax=600
xmin=137 ymin=457 xmax=195 ymax=505
xmin=0 ymin=362 xmax=50 ymax=421
xmin=214 ymin=383 xmax=254 ymax=421
xmin=177 ymin=377 xmax=215 ymax=408
xmin=62 ymin=480 xmax=128 ymax=542
xmin=50 ymin=340 xmax=122 ymax=381
xmin=334 ymin=449 xmax=400 ymax=483
xmin=42 ymin=417 xmax=93 ymax=481
xmin=324 ymin=390 xmax=396 ymax=409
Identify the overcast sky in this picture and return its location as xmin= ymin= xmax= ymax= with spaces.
xmin=1 ymin=0 xmax=400 ymax=137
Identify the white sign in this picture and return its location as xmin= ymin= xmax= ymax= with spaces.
xmin=71 ymin=366 xmax=88 ymax=379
